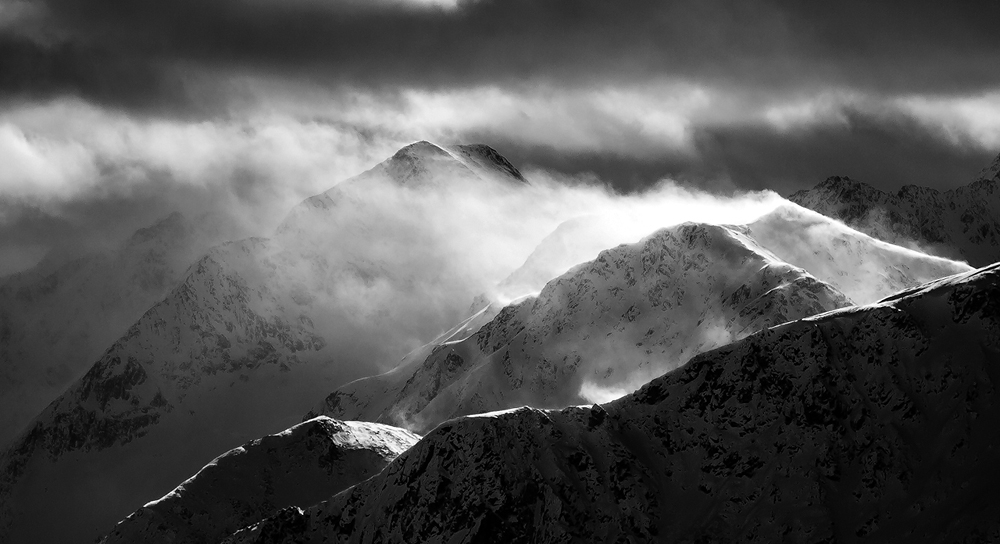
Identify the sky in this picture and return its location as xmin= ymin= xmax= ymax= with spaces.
xmin=1 ymin=0 xmax=1000 ymax=274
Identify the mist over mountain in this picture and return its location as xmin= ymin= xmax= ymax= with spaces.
xmin=227 ymin=262 xmax=1000 ymax=544
xmin=0 ymin=142 xmax=793 ymax=544
xmin=4 ymin=1 xmax=1000 ymax=541
xmin=0 ymin=141 xmax=539 ymax=544
xmin=0 ymin=142 xmax=988 ymax=544
xmin=789 ymin=152 xmax=1000 ymax=267
xmin=314 ymin=204 xmax=968 ymax=434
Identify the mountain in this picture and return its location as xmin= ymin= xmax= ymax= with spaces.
xmin=0 ymin=212 xmax=229 ymax=447
xmin=100 ymin=417 xmax=418 ymax=544
xmin=227 ymin=262 xmax=1000 ymax=544
xmin=788 ymin=152 xmax=1000 ymax=267
xmin=312 ymin=204 xmax=969 ymax=434
xmin=0 ymin=141 xmax=529 ymax=544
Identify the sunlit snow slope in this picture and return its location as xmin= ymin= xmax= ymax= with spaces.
xmin=314 ymin=208 xmax=969 ymax=434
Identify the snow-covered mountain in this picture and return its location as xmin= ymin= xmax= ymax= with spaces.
xmin=100 ymin=417 xmax=418 ymax=544
xmin=789 ymin=152 xmax=1000 ymax=266
xmin=0 ymin=212 xmax=228 ymax=447
xmin=313 ymin=207 xmax=968 ymax=434
xmin=0 ymin=141 xmax=529 ymax=544
xmin=227 ymin=262 xmax=1000 ymax=543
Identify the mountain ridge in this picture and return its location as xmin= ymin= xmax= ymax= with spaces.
xmin=312 ymin=207 xmax=968 ymax=434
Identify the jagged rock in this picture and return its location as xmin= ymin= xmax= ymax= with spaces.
xmin=789 ymin=153 xmax=1000 ymax=266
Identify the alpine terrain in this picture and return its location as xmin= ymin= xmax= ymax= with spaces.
xmin=230 ymin=262 xmax=1000 ymax=543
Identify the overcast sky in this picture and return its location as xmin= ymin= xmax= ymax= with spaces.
xmin=2 ymin=0 xmax=1000 ymax=273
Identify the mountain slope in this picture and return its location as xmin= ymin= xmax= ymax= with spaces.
xmin=100 ymin=417 xmax=418 ymax=544
xmin=0 ymin=141 xmax=529 ymax=544
xmin=314 ymin=207 xmax=969 ymax=434
xmin=316 ymin=221 xmax=853 ymax=432
xmin=742 ymin=203 xmax=971 ymax=304
xmin=789 ymin=153 xmax=1000 ymax=266
xmin=229 ymin=262 xmax=1000 ymax=544
xmin=0 ymin=212 xmax=227 ymax=447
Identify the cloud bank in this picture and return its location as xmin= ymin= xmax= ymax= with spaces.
xmin=1 ymin=0 xmax=999 ymax=274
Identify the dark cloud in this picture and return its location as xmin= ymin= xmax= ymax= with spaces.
xmin=0 ymin=34 xmax=197 ymax=113
xmin=467 ymin=137 xmax=711 ymax=194
xmin=691 ymin=107 xmax=997 ymax=195
xmin=2 ymin=0 xmax=999 ymax=110
xmin=474 ymin=106 xmax=997 ymax=196
xmin=1 ymin=0 xmax=998 ymax=272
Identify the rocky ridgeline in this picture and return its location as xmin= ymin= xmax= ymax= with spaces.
xmin=789 ymin=153 xmax=1000 ymax=267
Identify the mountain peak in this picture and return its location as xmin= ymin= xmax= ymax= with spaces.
xmin=789 ymin=175 xmax=888 ymax=207
xmin=974 ymin=151 xmax=1000 ymax=183
xmin=817 ymin=175 xmax=868 ymax=190
xmin=375 ymin=140 xmax=475 ymax=186
xmin=391 ymin=140 xmax=450 ymax=161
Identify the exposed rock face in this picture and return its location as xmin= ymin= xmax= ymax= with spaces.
xmin=230 ymin=263 xmax=1000 ymax=544
xmin=100 ymin=417 xmax=418 ymax=544
xmin=789 ymin=154 xmax=1000 ymax=267
xmin=314 ymin=206 xmax=968 ymax=434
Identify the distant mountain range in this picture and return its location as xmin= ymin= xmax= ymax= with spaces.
xmin=789 ymin=152 xmax=1000 ymax=267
